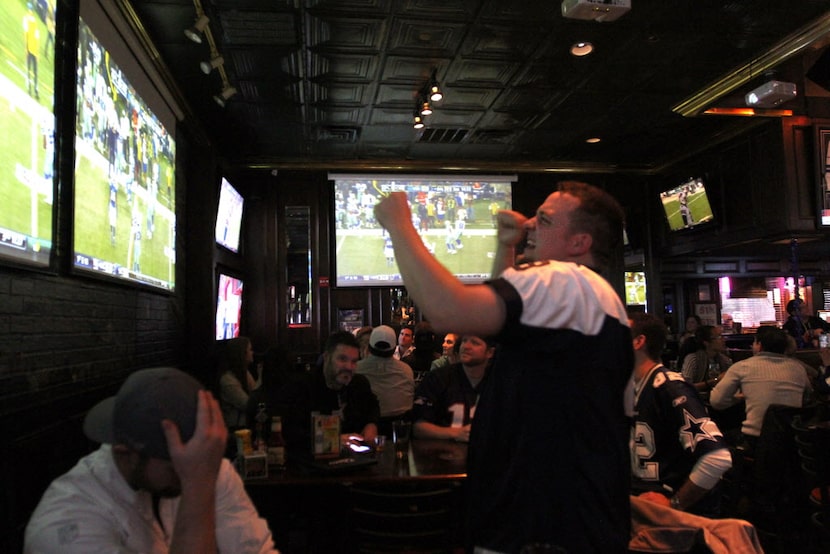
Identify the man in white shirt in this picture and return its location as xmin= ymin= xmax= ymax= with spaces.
xmin=24 ymin=367 xmax=277 ymax=553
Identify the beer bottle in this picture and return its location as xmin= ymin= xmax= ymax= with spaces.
xmin=267 ymin=416 xmax=287 ymax=468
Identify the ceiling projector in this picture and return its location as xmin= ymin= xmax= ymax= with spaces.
xmin=562 ymin=0 xmax=631 ymax=22
xmin=744 ymin=80 xmax=797 ymax=108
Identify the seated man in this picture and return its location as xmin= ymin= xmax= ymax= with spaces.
xmin=783 ymin=298 xmax=830 ymax=349
xmin=294 ymin=331 xmax=379 ymax=448
xmin=630 ymin=313 xmax=732 ymax=517
xmin=24 ymin=367 xmax=277 ymax=553
xmin=356 ymin=325 xmax=415 ymax=436
xmin=412 ymin=335 xmax=495 ymax=442
xmin=710 ymin=325 xmax=813 ymax=454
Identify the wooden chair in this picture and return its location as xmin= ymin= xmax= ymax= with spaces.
xmin=348 ymin=481 xmax=463 ymax=553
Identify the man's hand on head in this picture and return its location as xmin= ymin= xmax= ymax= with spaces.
xmin=162 ymin=390 xmax=227 ymax=491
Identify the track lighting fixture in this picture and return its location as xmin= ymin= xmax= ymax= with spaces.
xmin=200 ymin=54 xmax=224 ymax=74
xmin=213 ymin=85 xmax=237 ymax=107
xmin=184 ymin=14 xmax=210 ymax=44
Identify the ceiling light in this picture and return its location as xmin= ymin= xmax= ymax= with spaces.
xmin=428 ymin=68 xmax=442 ymax=102
xmin=429 ymin=84 xmax=443 ymax=102
xmin=585 ymin=137 xmax=601 ymax=143
xmin=213 ymin=85 xmax=237 ymax=107
xmin=413 ymin=115 xmax=424 ymax=129
xmin=420 ymin=101 xmax=432 ymax=116
xmin=570 ymin=42 xmax=594 ymax=56
xmin=184 ymin=14 xmax=210 ymax=44
xmin=200 ymin=54 xmax=224 ymax=74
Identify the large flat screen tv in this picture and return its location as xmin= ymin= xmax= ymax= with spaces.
xmin=216 ymin=272 xmax=243 ymax=340
xmin=72 ymin=17 xmax=176 ymax=291
xmin=331 ymin=174 xmax=515 ymax=287
xmin=659 ymin=177 xmax=715 ymax=231
xmin=215 ymin=177 xmax=244 ymax=253
xmin=0 ymin=1 xmax=58 ymax=267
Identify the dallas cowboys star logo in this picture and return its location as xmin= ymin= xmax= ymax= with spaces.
xmin=679 ymin=409 xmax=720 ymax=452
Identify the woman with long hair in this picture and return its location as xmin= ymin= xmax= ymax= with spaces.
xmin=218 ymin=336 xmax=260 ymax=429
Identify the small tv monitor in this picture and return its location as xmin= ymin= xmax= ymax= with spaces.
xmin=0 ymin=1 xmax=58 ymax=267
xmin=625 ymin=271 xmax=647 ymax=307
xmin=331 ymin=174 xmax=515 ymax=287
xmin=72 ymin=18 xmax=176 ymax=291
xmin=215 ymin=177 xmax=244 ymax=253
xmin=659 ymin=177 xmax=715 ymax=231
xmin=216 ymin=272 xmax=243 ymax=340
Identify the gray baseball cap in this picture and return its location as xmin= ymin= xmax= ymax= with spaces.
xmin=83 ymin=367 xmax=203 ymax=459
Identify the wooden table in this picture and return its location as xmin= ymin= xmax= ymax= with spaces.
xmin=244 ymin=439 xmax=468 ymax=553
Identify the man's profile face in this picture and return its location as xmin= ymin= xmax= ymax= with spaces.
xmin=522 ymin=192 xmax=579 ymax=262
xmin=324 ymin=344 xmax=359 ymax=390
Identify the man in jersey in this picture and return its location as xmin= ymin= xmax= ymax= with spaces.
xmin=375 ymin=181 xmax=633 ymax=553
xmin=678 ymin=187 xmax=694 ymax=227
xmin=629 ymin=313 xmax=732 ymax=517
xmin=412 ymin=335 xmax=494 ymax=442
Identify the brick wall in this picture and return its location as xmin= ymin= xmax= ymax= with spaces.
xmin=0 ymin=266 xmax=186 ymax=551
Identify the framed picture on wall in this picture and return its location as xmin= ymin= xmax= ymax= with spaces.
xmin=338 ymin=308 xmax=364 ymax=333
xmin=694 ymin=303 xmax=718 ymax=326
xmin=817 ymin=128 xmax=830 ymax=226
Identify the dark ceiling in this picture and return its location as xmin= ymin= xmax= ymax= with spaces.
xmin=123 ymin=0 xmax=830 ymax=173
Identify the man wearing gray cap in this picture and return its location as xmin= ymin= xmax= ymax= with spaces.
xmin=24 ymin=367 xmax=277 ymax=553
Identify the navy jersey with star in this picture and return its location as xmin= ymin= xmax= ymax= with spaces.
xmin=631 ymin=365 xmax=727 ymax=495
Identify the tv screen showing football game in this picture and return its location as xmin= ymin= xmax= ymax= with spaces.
xmin=216 ymin=272 xmax=243 ymax=340
xmin=215 ymin=177 xmax=244 ymax=253
xmin=72 ymin=19 xmax=176 ymax=291
xmin=331 ymin=174 xmax=515 ymax=287
xmin=0 ymin=0 xmax=57 ymax=267
xmin=624 ymin=270 xmax=647 ymax=307
xmin=659 ymin=177 xmax=715 ymax=232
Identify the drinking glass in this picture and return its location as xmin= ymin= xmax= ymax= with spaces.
xmin=392 ymin=420 xmax=411 ymax=459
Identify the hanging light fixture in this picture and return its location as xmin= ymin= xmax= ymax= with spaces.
xmin=413 ymin=114 xmax=424 ymax=129
xmin=200 ymin=54 xmax=224 ymax=74
xmin=428 ymin=68 xmax=442 ymax=102
xmin=184 ymin=14 xmax=210 ymax=44
xmin=420 ymin=100 xmax=432 ymax=116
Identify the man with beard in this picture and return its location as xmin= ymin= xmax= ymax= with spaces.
xmin=24 ymin=367 xmax=277 ymax=553
xmin=301 ymin=331 xmax=380 ymax=444
xmin=413 ymin=335 xmax=495 ymax=442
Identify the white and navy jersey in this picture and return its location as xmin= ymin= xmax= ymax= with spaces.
xmin=412 ymin=363 xmax=485 ymax=428
xmin=631 ymin=365 xmax=727 ymax=495
xmin=467 ymin=260 xmax=633 ymax=554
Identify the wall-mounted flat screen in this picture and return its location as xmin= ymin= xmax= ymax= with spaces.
xmin=215 ymin=177 xmax=243 ymax=253
xmin=72 ymin=18 xmax=176 ymax=291
xmin=659 ymin=177 xmax=715 ymax=231
xmin=625 ymin=271 xmax=647 ymax=307
xmin=0 ymin=0 xmax=58 ymax=267
xmin=331 ymin=174 xmax=515 ymax=287
xmin=216 ymin=272 xmax=243 ymax=340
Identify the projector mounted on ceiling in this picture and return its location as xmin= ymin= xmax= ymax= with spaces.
xmin=562 ymin=0 xmax=631 ymax=22
xmin=744 ymin=80 xmax=797 ymax=108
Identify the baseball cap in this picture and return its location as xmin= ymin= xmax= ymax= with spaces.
xmin=83 ymin=367 xmax=203 ymax=460
xmin=369 ymin=325 xmax=397 ymax=353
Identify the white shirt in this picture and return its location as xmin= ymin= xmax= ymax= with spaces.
xmin=24 ymin=445 xmax=278 ymax=553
